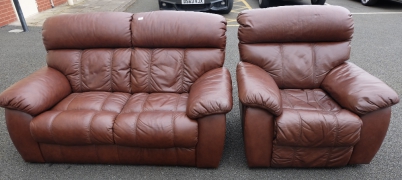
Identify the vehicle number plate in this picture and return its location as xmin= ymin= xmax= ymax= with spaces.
xmin=182 ymin=0 xmax=204 ymax=4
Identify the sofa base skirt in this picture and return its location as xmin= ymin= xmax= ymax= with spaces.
xmin=39 ymin=144 xmax=196 ymax=166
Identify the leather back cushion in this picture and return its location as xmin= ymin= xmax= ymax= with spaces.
xmin=239 ymin=42 xmax=350 ymax=89
xmin=237 ymin=6 xmax=353 ymax=89
xmin=42 ymin=12 xmax=132 ymax=50
xmin=44 ymin=11 xmax=226 ymax=93
xmin=47 ymin=48 xmax=223 ymax=93
xmin=131 ymin=11 xmax=226 ymax=49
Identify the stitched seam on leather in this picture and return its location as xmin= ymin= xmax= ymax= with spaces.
xmin=147 ymin=49 xmax=154 ymax=93
xmin=283 ymin=90 xmax=295 ymax=109
xmin=291 ymin=146 xmax=298 ymax=167
xmin=280 ymin=44 xmax=285 ymax=88
xmin=65 ymin=93 xmax=79 ymax=110
xmin=79 ymin=50 xmax=83 ymax=92
xmin=294 ymin=110 xmax=304 ymax=166
xmin=304 ymin=90 xmax=316 ymax=110
xmin=312 ymin=90 xmax=327 ymax=111
xmin=172 ymin=94 xmax=181 ymax=148
xmin=140 ymin=93 xmax=149 ymax=112
xmin=181 ymin=49 xmax=185 ymax=93
xmin=132 ymin=113 xmax=140 ymax=147
xmin=312 ymin=43 xmax=317 ymax=86
xmin=329 ymin=112 xmax=341 ymax=166
xmin=134 ymin=94 xmax=149 ymax=146
xmin=333 ymin=113 xmax=340 ymax=147
xmin=171 ymin=113 xmax=176 ymax=149
xmin=110 ymin=49 xmax=115 ymax=92
xmin=49 ymin=111 xmax=63 ymax=144
xmin=110 ymin=94 xmax=132 ymax=145
xmin=88 ymin=112 xmax=97 ymax=144
xmin=129 ymin=48 xmax=133 ymax=94
xmin=286 ymin=91 xmax=309 ymax=105
xmin=110 ymin=113 xmax=119 ymax=145
xmin=100 ymin=93 xmax=113 ymax=112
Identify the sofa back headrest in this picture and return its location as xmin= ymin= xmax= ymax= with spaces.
xmin=131 ymin=11 xmax=227 ymax=49
xmin=42 ymin=12 xmax=132 ymax=50
xmin=237 ymin=5 xmax=354 ymax=44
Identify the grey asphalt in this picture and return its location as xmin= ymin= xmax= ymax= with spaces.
xmin=1 ymin=0 xmax=402 ymax=179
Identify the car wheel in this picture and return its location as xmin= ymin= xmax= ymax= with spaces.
xmin=311 ymin=0 xmax=326 ymax=5
xmin=361 ymin=0 xmax=379 ymax=6
xmin=217 ymin=0 xmax=233 ymax=14
xmin=258 ymin=0 xmax=271 ymax=8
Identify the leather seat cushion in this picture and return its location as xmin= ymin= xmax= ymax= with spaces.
xmin=30 ymin=92 xmax=198 ymax=148
xmin=274 ymin=89 xmax=362 ymax=147
xmin=114 ymin=93 xmax=198 ymax=148
xmin=271 ymin=89 xmax=362 ymax=167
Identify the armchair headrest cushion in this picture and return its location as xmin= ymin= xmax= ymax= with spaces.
xmin=238 ymin=5 xmax=354 ymax=44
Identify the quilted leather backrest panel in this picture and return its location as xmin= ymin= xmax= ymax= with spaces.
xmin=44 ymin=11 xmax=226 ymax=93
xmin=239 ymin=42 xmax=350 ymax=89
xmin=131 ymin=48 xmax=224 ymax=93
xmin=47 ymin=49 xmax=131 ymax=93
xmin=237 ymin=5 xmax=353 ymax=89
xmin=42 ymin=12 xmax=132 ymax=50
xmin=131 ymin=11 xmax=226 ymax=49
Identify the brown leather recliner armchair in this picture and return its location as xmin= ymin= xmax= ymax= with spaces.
xmin=236 ymin=6 xmax=399 ymax=168
xmin=0 ymin=11 xmax=232 ymax=168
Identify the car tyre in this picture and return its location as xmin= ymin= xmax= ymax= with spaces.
xmin=361 ymin=0 xmax=379 ymax=6
xmin=217 ymin=0 xmax=233 ymax=14
xmin=258 ymin=0 xmax=271 ymax=8
xmin=311 ymin=0 xmax=326 ymax=5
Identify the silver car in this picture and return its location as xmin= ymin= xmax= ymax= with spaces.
xmin=258 ymin=0 xmax=326 ymax=8
xmin=361 ymin=0 xmax=402 ymax=6
xmin=159 ymin=0 xmax=233 ymax=14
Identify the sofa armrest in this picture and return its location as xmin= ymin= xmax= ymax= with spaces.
xmin=237 ymin=62 xmax=282 ymax=116
xmin=187 ymin=68 xmax=233 ymax=119
xmin=0 ymin=67 xmax=72 ymax=116
xmin=321 ymin=62 xmax=399 ymax=115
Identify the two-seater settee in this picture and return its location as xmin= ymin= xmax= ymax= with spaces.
xmin=0 ymin=11 xmax=233 ymax=168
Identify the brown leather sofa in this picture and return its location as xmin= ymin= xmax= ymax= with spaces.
xmin=236 ymin=6 xmax=400 ymax=167
xmin=0 ymin=11 xmax=232 ymax=168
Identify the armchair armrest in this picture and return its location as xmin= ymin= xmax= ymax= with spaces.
xmin=0 ymin=67 xmax=71 ymax=116
xmin=187 ymin=68 xmax=233 ymax=119
xmin=237 ymin=62 xmax=282 ymax=116
xmin=321 ymin=62 xmax=399 ymax=115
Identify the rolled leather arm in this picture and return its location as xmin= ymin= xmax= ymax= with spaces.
xmin=237 ymin=62 xmax=282 ymax=116
xmin=321 ymin=62 xmax=399 ymax=116
xmin=187 ymin=68 xmax=233 ymax=119
xmin=0 ymin=67 xmax=71 ymax=116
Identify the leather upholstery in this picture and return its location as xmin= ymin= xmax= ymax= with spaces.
xmin=237 ymin=62 xmax=282 ymax=116
xmin=42 ymin=12 xmax=132 ymax=50
xmin=132 ymin=11 xmax=226 ymax=49
xmin=187 ymin=68 xmax=233 ymax=119
xmin=322 ymin=62 xmax=399 ymax=115
xmin=237 ymin=5 xmax=399 ymax=168
xmin=237 ymin=6 xmax=353 ymax=43
xmin=0 ymin=67 xmax=71 ymax=116
xmin=0 ymin=11 xmax=232 ymax=168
